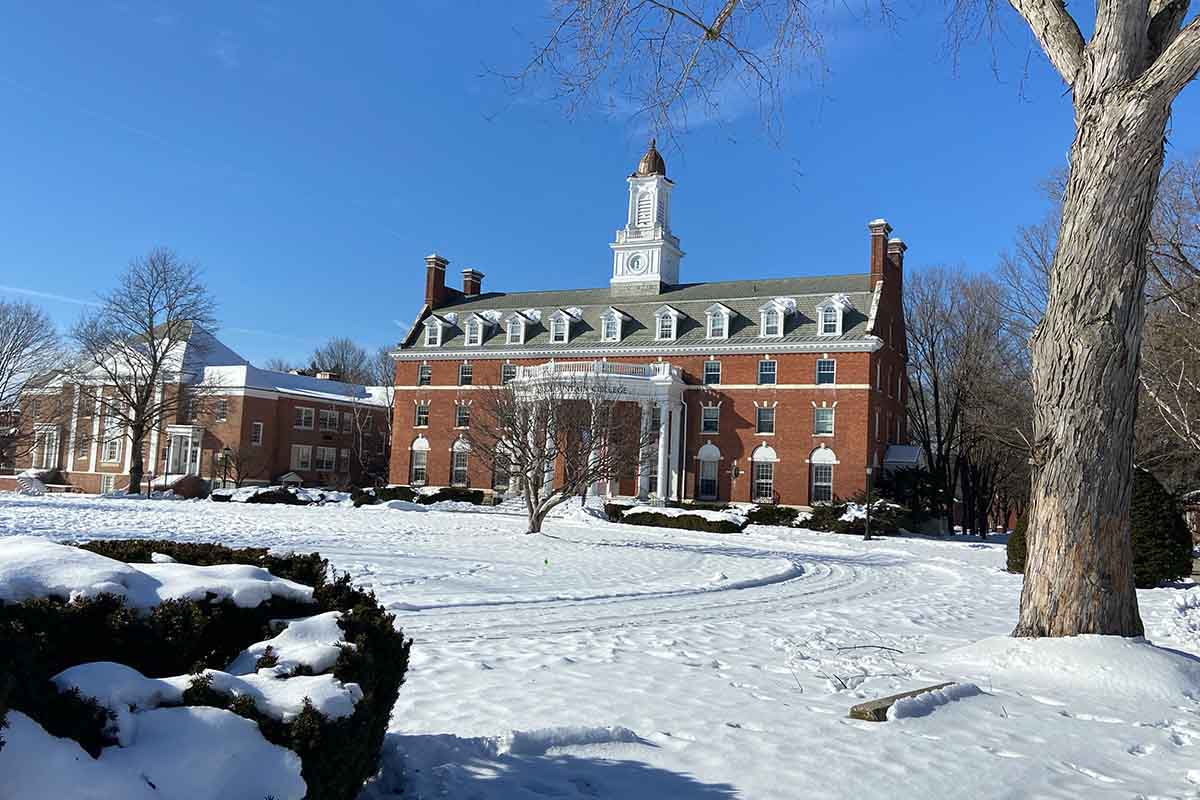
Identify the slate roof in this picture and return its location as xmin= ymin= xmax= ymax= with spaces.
xmin=399 ymin=274 xmax=878 ymax=354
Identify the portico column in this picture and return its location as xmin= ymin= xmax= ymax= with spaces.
xmin=655 ymin=399 xmax=669 ymax=503
xmin=637 ymin=401 xmax=652 ymax=500
xmin=668 ymin=400 xmax=682 ymax=501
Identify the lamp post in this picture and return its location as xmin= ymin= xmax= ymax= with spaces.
xmin=221 ymin=446 xmax=232 ymax=489
xmin=864 ymin=466 xmax=874 ymax=541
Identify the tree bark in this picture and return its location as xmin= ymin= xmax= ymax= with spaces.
xmin=128 ymin=426 xmax=146 ymax=496
xmin=1016 ymin=89 xmax=1170 ymax=637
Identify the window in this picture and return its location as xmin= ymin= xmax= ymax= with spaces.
xmin=698 ymin=460 xmax=718 ymax=500
xmin=339 ymin=448 xmax=350 ymax=473
xmin=100 ymin=474 xmax=116 ymax=495
xmin=756 ymin=407 xmax=775 ymax=434
xmin=501 ymin=364 xmax=517 ymax=384
xmin=636 ymin=192 xmax=653 ymax=226
xmin=342 ymin=412 xmax=352 ymax=433
xmin=550 ymin=316 xmax=569 ymax=343
xmin=761 ymin=309 xmax=781 ymax=337
xmin=294 ymin=407 xmax=314 ymax=430
xmin=701 ymin=406 xmax=720 ymax=434
xmin=315 ymin=446 xmax=337 ymax=472
xmin=814 ymin=407 xmax=834 ymax=435
xmin=101 ymin=415 xmax=121 ymax=463
xmin=411 ymin=450 xmax=428 ymax=485
xmin=811 ymin=464 xmax=834 ymax=502
xmin=707 ymin=312 xmax=726 ymax=339
xmin=506 ymin=317 xmax=524 ymax=345
xmin=753 ymin=461 xmax=775 ymax=502
xmin=465 ymin=318 xmax=482 ymax=346
xmin=418 ymin=364 xmax=432 ymax=386
xmin=413 ymin=402 xmax=429 ymax=427
xmin=33 ymin=427 xmax=60 ymax=469
xmin=291 ymin=444 xmax=312 ymax=471
xmin=656 ymin=312 xmax=676 ymax=341
xmin=703 ymin=360 xmax=721 ymax=385
xmin=250 ymin=421 xmax=264 ymax=446
xmin=758 ymin=360 xmax=777 ymax=385
xmin=459 ymin=363 xmax=473 ymax=386
xmin=425 ymin=323 xmax=442 ymax=347
xmin=215 ymin=399 xmax=228 ymax=422
xmin=451 ymin=450 xmax=469 ymax=486
xmin=816 ymin=359 xmax=836 ymax=385
xmin=319 ymin=409 xmax=338 ymax=432
xmin=601 ymin=314 xmax=620 ymax=341
xmin=455 ymin=404 xmax=471 ymax=428
xmin=820 ymin=306 xmax=839 ymax=335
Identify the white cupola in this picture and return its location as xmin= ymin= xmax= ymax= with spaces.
xmin=609 ymin=139 xmax=684 ymax=296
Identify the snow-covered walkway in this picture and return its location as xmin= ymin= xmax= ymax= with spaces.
xmin=2 ymin=493 xmax=1199 ymax=799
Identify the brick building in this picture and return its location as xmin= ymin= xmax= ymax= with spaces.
xmin=2 ymin=329 xmax=390 ymax=495
xmin=389 ymin=142 xmax=909 ymax=506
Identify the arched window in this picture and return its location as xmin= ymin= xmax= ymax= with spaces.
xmin=697 ymin=442 xmax=721 ymax=500
xmin=410 ymin=436 xmax=431 ymax=486
xmin=751 ymin=444 xmax=778 ymax=503
xmin=820 ymin=306 xmax=839 ymax=336
xmin=761 ymin=309 xmax=781 ymax=337
xmin=465 ymin=318 xmax=482 ymax=347
xmin=810 ymin=447 xmax=837 ymax=503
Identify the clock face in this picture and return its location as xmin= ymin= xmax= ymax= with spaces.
xmin=627 ymin=254 xmax=646 ymax=274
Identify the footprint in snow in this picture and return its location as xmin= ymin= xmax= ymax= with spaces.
xmin=1126 ymin=743 xmax=1155 ymax=757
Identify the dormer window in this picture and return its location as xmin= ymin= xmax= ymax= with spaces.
xmin=600 ymin=307 xmax=627 ymax=343
xmin=705 ymin=303 xmax=732 ymax=340
xmin=465 ymin=318 xmax=483 ymax=347
xmin=424 ymin=319 xmax=443 ymax=347
xmin=820 ymin=307 xmax=838 ymax=335
xmin=761 ymin=309 xmax=782 ymax=337
xmin=549 ymin=312 xmax=572 ymax=344
xmin=506 ymin=316 xmax=524 ymax=345
xmin=654 ymin=305 xmax=682 ymax=341
xmin=815 ymin=294 xmax=851 ymax=337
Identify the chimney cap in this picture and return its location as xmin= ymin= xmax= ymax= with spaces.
xmin=887 ymin=237 xmax=907 ymax=253
xmin=425 ymin=253 xmax=449 ymax=267
xmin=462 ymin=268 xmax=485 ymax=278
xmin=868 ymin=218 xmax=892 ymax=234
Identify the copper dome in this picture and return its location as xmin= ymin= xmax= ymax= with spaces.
xmin=633 ymin=138 xmax=666 ymax=178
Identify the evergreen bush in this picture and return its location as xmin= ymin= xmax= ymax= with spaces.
xmin=746 ymin=504 xmax=800 ymax=527
xmin=1131 ymin=469 xmax=1194 ymax=587
xmin=244 ymin=487 xmax=309 ymax=505
xmin=1006 ymin=516 xmax=1028 ymax=573
xmin=416 ymin=487 xmax=485 ymax=505
xmin=351 ymin=485 xmax=419 ymax=507
xmin=620 ymin=510 xmax=746 ymax=534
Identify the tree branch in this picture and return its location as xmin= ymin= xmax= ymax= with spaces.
xmin=1007 ymin=0 xmax=1085 ymax=85
xmin=1138 ymin=14 xmax=1200 ymax=99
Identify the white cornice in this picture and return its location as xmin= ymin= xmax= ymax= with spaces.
xmin=392 ymin=338 xmax=880 ymax=361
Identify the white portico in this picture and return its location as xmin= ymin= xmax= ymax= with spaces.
xmin=510 ymin=359 xmax=687 ymax=503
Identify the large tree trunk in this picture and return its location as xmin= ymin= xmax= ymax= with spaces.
xmin=127 ymin=426 xmax=146 ymax=496
xmin=1016 ymin=89 xmax=1170 ymax=637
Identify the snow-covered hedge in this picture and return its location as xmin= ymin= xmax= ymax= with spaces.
xmin=618 ymin=505 xmax=748 ymax=534
xmin=352 ymin=484 xmax=486 ymax=508
xmin=0 ymin=537 xmax=412 ymax=800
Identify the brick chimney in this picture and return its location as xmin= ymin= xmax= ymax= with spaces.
xmin=868 ymin=219 xmax=892 ymax=290
xmin=462 ymin=269 xmax=484 ymax=297
xmin=424 ymin=253 xmax=449 ymax=308
xmin=887 ymin=237 xmax=907 ymax=295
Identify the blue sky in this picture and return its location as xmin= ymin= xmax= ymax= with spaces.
xmin=2 ymin=2 xmax=1198 ymax=367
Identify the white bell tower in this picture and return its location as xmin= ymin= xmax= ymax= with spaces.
xmin=610 ymin=139 xmax=684 ymax=296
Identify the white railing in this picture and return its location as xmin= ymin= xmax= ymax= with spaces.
xmin=514 ymin=360 xmax=676 ymax=382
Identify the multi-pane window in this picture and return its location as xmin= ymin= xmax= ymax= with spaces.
xmin=342 ymin=412 xmax=352 ymax=433
xmin=451 ymin=451 xmax=469 ymax=486
xmin=215 ymin=399 xmax=228 ymax=421
xmin=465 ymin=319 xmax=482 ymax=346
xmin=455 ymin=404 xmax=471 ymax=428
xmin=410 ymin=450 xmax=428 ymax=485
xmin=291 ymin=444 xmax=312 ymax=471
xmin=820 ymin=307 xmax=839 ymax=335
xmin=602 ymin=315 xmax=619 ymax=341
xmin=102 ymin=414 xmax=121 ymax=462
xmin=315 ymin=446 xmax=337 ymax=472
xmin=761 ymin=309 xmax=781 ymax=337
xmin=506 ymin=318 xmax=523 ymax=345
xmin=701 ymin=406 xmax=720 ymax=433
xmin=814 ymin=407 xmax=835 ymax=435
xmin=550 ymin=317 xmax=568 ymax=343
xmin=250 ymin=421 xmax=264 ymax=446
xmin=339 ymin=448 xmax=350 ymax=473
xmin=816 ymin=359 xmax=836 ymax=385
xmin=703 ymin=360 xmax=721 ymax=385
xmin=415 ymin=403 xmax=429 ymax=427
xmin=656 ymin=314 xmax=675 ymax=340
xmin=757 ymin=360 xmax=777 ymax=385
xmin=294 ymin=407 xmax=314 ymax=430
xmin=425 ymin=323 xmax=441 ymax=346
xmin=811 ymin=464 xmax=834 ymax=502
xmin=418 ymin=364 xmax=432 ymax=386
xmin=698 ymin=460 xmax=718 ymax=499
xmin=756 ymin=407 xmax=776 ymax=434
xmin=100 ymin=474 xmax=116 ymax=495
xmin=319 ymin=409 xmax=338 ymax=432
xmin=33 ymin=427 xmax=60 ymax=469
xmin=459 ymin=363 xmax=473 ymax=386
xmin=501 ymin=364 xmax=517 ymax=384
xmin=707 ymin=313 xmax=726 ymax=339
xmin=753 ymin=461 xmax=775 ymax=502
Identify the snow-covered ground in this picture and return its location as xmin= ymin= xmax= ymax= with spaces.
xmin=2 ymin=493 xmax=1199 ymax=799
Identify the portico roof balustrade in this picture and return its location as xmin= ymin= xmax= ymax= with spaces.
xmin=510 ymin=360 xmax=683 ymax=403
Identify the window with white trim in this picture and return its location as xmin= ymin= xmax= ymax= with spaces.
xmin=458 ymin=363 xmax=473 ymax=386
xmin=294 ymin=407 xmax=314 ymax=430
xmin=250 ymin=421 xmax=264 ymax=446
xmin=339 ymin=448 xmax=350 ymax=472
xmin=291 ymin=444 xmax=312 ymax=471
xmin=756 ymin=407 xmax=775 ymax=434
xmin=465 ymin=318 xmax=483 ymax=346
xmin=550 ymin=316 xmax=569 ymax=343
xmin=656 ymin=313 xmax=675 ymax=340
xmin=816 ymin=359 xmax=836 ymax=385
xmin=506 ymin=317 xmax=524 ymax=344
xmin=414 ymin=402 xmax=429 ymax=427
xmin=814 ymin=407 xmax=834 ymax=435
xmin=424 ymin=322 xmax=442 ymax=347
xmin=214 ymin=399 xmax=228 ymax=422
xmin=418 ymin=364 xmax=432 ymax=386
xmin=753 ymin=461 xmax=775 ymax=502
xmin=101 ymin=414 xmax=121 ymax=463
xmin=706 ymin=311 xmax=727 ymax=339
xmin=455 ymin=404 xmax=470 ymax=428
xmin=701 ymin=406 xmax=720 ymax=434
xmin=315 ymin=446 xmax=337 ymax=472
xmin=319 ymin=409 xmax=338 ymax=432
xmin=501 ymin=364 xmax=517 ymax=384
xmin=451 ymin=450 xmax=470 ymax=486
xmin=757 ymin=360 xmax=777 ymax=385
xmin=811 ymin=464 xmax=834 ymax=502
xmin=761 ymin=309 xmax=782 ymax=337
xmin=698 ymin=460 xmax=718 ymax=500
xmin=601 ymin=313 xmax=620 ymax=342
xmin=33 ymin=426 xmax=60 ymax=469
xmin=703 ymin=360 xmax=721 ymax=385
xmin=820 ymin=306 xmax=839 ymax=335
xmin=100 ymin=474 xmax=116 ymax=495
xmin=410 ymin=450 xmax=428 ymax=485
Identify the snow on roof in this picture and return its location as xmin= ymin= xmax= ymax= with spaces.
xmin=202 ymin=363 xmax=391 ymax=407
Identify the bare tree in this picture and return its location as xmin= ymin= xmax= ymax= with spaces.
xmin=262 ymin=357 xmax=296 ymax=373
xmin=221 ymin=445 xmax=269 ymax=488
xmin=468 ymin=372 xmax=655 ymax=533
xmin=70 ymin=248 xmax=218 ymax=495
xmin=308 ymin=338 xmax=371 ymax=384
xmin=515 ymin=0 xmax=1200 ymax=638
xmin=0 ymin=301 xmax=62 ymax=470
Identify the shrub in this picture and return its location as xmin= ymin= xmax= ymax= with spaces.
xmin=244 ymin=487 xmax=309 ymax=505
xmin=417 ymin=487 xmax=485 ymax=505
xmin=603 ymin=503 xmax=630 ymax=522
xmin=746 ymin=504 xmax=800 ymax=527
xmin=1131 ymin=469 xmax=1194 ymax=588
xmin=804 ymin=502 xmax=850 ymax=533
xmin=1007 ymin=516 xmax=1028 ymax=573
xmin=620 ymin=510 xmax=745 ymax=534
xmin=800 ymin=501 xmax=906 ymax=536
xmin=352 ymin=485 xmax=419 ymax=508
xmin=0 ymin=542 xmax=411 ymax=800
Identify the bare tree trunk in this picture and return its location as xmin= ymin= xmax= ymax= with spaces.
xmin=1016 ymin=94 xmax=1170 ymax=638
xmin=128 ymin=425 xmax=146 ymax=495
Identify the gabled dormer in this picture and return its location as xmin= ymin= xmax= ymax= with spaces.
xmin=599 ymin=307 xmax=631 ymax=342
xmin=503 ymin=311 xmax=531 ymax=345
xmin=816 ymin=294 xmax=853 ymax=337
xmin=654 ymin=305 xmax=683 ymax=341
xmin=463 ymin=312 xmax=496 ymax=347
xmin=705 ymin=302 xmax=733 ymax=340
xmin=758 ymin=298 xmax=795 ymax=338
xmin=549 ymin=309 xmax=578 ymax=344
xmin=423 ymin=314 xmax=451 ymax=347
